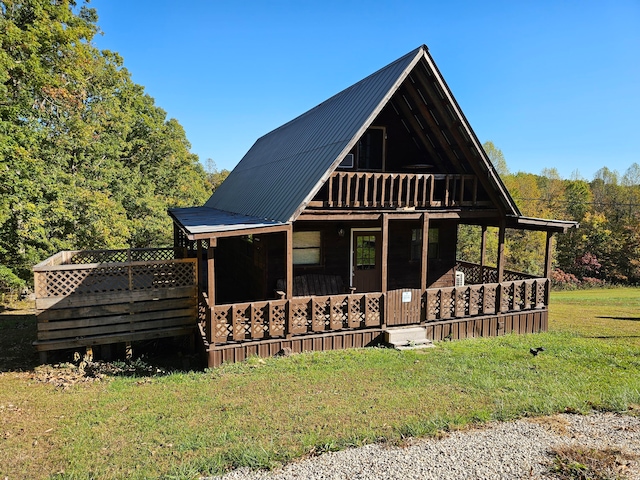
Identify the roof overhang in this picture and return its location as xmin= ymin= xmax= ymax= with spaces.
xmin=505 ymin=215 xmax=579 ymax=233
xmin=169 ymin=206 xmax=288 ymax=240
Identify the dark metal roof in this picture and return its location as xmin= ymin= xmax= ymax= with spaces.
xmin=205 ymin=46 xmax=424 ymax=223
xmin=177 ymin=45 xmax=543 ymax=236
xmin=168 ymin=206 xmax=285 ymax=238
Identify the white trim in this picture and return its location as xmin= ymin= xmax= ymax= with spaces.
xmin=350 ymin=227 xmax=382 ymax=288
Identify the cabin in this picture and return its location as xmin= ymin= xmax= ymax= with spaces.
xmin=33 ymin=45 xmax=577 ymax=367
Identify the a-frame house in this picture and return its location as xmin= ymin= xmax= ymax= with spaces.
xmin=169 ymin=45 xmax=576 ymax=367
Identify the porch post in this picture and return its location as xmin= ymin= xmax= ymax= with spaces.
xmin=480 ymin=225 xmax=487 ymax=282
xmin=381 ymin=213 xmax=389 ymax=293
xmin=196 ymin=240 xmax=203 ymax=289
xmin=496 ymin=221 xmax=506 ymax=313
xmin=544 ymin=231 xmax=554 ymax=278
xmin=286 ymin=225 xmax=293 ymax=300
xmin=421 ymin=212 xmax=429 ymax=291
xmin=207 ymin=238 xmax=217 ymax=344
xmin=544 ymin=231 xmax=554 ymax=306
xmin=207 ymin=238 xmax=217 ymax=306
xmin=496 ymin=221 xmax=506 ymax=283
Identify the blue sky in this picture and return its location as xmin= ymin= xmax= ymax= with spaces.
xmin=90 ymin=0 xmax=639 ymax=180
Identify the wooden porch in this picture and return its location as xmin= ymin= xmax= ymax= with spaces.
xmin=200 ymin=262 xmax=549 ymax=367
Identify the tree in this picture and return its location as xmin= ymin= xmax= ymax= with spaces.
xmin=482 ymin=141 xmax=509 ymax=177
xmin=0 ymin=0 xmax=210 ymax=283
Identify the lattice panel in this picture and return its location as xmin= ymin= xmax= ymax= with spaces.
xmin=514 ymin=283 xmax=526 ymax=310
xmin=130 ymin=249 xmax=175 ymax=262
xmin=330 ymin=297 xmax=348 ymax=329
xmin=455 ymin=288 xmax=469 ymax=316
xmin=312 ymin=299 xmax=330 ymax=332
xmin=130 ymin=262 xmax=195 ymax=289
xmin=364 ymin=295 xmax=381 ymax=326
xmin=483 ymin=286 xmax=497 ymax=314
xmin=251 ymin=303 xmax=269 ymax=339
xmin=269 ymin=303 xmax=286 ymax=337
xmin=536 ymin=281 xmax=547 ymax=307
xmin=469 ymin=287 xmax=483 ymax=315
xmin=427 ymin=291 xmax=441 ymax=320
xmin=233 ymin=305 xmax=251 ymax=340
xmin=213 ymin=308 xmax=232 ymax=343
xmin=68 ymin=248 xmax=176 ymax=265
xmin=290 ymin=301 xmax=311 ymax=334
xmin=501 ymin=284 xmax=513 ymax=312
xmin=45 ymin=266 xmax=130 ymax=297
xmin=348 ymin=297 xmax=365 ymax=328
xmin=69 ymin=250 xmax=128 ymax=264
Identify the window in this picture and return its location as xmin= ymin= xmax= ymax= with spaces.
xmin=293 ymin=231 xmax=321 ymax=265
xmin=410 ymin=228 xmax=440 ymax=260
xmin=355 ymin=235 xmax=376 ymax=269
xmin=357 ymin=127 xmax=385 ymax=170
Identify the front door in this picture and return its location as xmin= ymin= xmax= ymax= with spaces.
xmin=352 ymin=230 xmax=382 ymax=293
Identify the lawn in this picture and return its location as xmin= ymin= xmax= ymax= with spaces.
xmin=0 ymin=288 xmax=639 ymax=479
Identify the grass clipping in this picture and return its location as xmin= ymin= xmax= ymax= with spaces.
xmin=549 ymin=445 xmax=637 ymax=480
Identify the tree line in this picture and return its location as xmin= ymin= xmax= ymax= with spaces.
xmin=0 ymin=0 xmax=213 ymax=293
xmin=459 ymin=142 xmax=640 ymax=288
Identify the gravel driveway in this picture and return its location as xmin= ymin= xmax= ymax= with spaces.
xmin=208 ymin=412 xmax=640 ymax=480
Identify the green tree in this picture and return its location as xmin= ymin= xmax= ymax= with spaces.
xmin=0 ymin=0 xmax=209 ymax=283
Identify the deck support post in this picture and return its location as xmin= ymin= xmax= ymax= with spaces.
xmin=496 ymin=221 xmax=506 ymax=283
xmin=207 ymin=238 xmax=217 ymax=344
xmin=496 ymin=221 xmax=506 ymax=313
xmin=381 ymin=214 xmax=389 ymax=328
xmin=480 ymin=225 xmax=487 ymax=282
xmin=544 ymin=231 xmax=554 ymax=305
xmin=544 ymin=231 xmax=554 ymax=278
xmin=285 ymin=225 xmax=293 ymax=338
xmin=421 ymin=212 xmax=429 ymax=291
xmin=196 ymin=240 xmax=203 ymax=290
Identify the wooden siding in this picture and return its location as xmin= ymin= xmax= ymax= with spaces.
xmin=33 ymin=249 xmax=197 ymax=359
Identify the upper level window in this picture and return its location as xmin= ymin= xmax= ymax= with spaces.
xmin=293 ymin=231 xmax=321 ymax=265
xmin=357 ymin=127 xmax=385 ymax=171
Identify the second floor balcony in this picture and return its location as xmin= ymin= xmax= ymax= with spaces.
xmin=310 ymin=171 xmax=492 ymax=210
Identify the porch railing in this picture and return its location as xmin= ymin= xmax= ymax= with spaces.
xmin=210 ymin=293 xmax=384 ymax=344
xmin=206 ymin=277 xmax=549 ymax=345
xmin=319 ymin=172 xmax=487 ymax=209
xmin=455 ymin=261 xmax=538 ymax=284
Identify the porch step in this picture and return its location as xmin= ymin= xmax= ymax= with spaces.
xmin=383 ymin=326 xmax=434 ymax=351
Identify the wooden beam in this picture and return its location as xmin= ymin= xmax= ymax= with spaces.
xmin=496 ymin=221 xmax=506 ymax=283
xmin=480 ymin=225 xmax=487 ymax=283
xmin=544 ymin=231 xmax=554 ymax=278
xmin=190 ymin=224 xmax=290 ymax=241
xmin=207 ymin=246 xmax=215 ymax=307
xmin=381 ymin=214 xmax=389 ymax=293
xmin=286 ymin=225 xmax=293 ymax=300
xmin=297 ymin=212 xmax=383 ymax=221
xmin=421 ymin=213 xmax=429 ymax=290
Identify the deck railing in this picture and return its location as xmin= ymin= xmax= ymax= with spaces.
xmin=319 ymin=172 xmax=486 ymax=209
xmin=207 ymin=276 xmax=549 ymax=345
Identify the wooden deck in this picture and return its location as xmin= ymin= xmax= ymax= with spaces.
xmin=202 ymin=264 xmax=550 ymax=367
xmin=33 ymin=248 xmax=197 ymax=362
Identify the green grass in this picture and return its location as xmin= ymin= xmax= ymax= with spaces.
xmin=1 ymin=288 xmax=639 ymax=479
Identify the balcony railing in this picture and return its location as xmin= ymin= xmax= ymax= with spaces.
xmin=313 ymin=172 xmax=488 ymax=209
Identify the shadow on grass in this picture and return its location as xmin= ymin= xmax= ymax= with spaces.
xmin=596 ymin=316 xmax=640 ymax=321
xmin=0 ymin=310 xmax=205 ymax=375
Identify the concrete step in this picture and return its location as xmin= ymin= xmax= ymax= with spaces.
xmin=384 ymin=326 xmax=434 ymax=350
